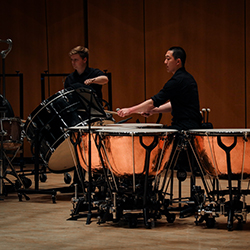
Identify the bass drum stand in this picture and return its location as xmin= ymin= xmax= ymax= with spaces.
xmin=17 ymin=125 xmax=57 ymax=202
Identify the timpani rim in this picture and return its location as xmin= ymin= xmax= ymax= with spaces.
xmin=188 ymin=128 xmax=250 ymax=136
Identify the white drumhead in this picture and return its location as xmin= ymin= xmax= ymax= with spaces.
xmin=48 ymin=138 xmax=76 ymax=172
xmin=105 ymin=123 xmax=163 ymax=128
xmin=67 ymin=125 xmax=125 ymax=132
xmin=96 ymin=127 xmax=177 ymax=134
xmin=189 ymin=128 xmax=250 ymax=136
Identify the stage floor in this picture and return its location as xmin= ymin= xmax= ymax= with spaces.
xmin=1 ymin=168 xmax=250 ymax=250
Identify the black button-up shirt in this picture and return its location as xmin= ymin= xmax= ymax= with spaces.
xmin=151 ymin=67 xmax=202 ymax=130
xmin=64 ymin=67 xmax=106 ymax=100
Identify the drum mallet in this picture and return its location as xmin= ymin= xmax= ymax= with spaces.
xmin=105 ymin=110 xmax=118 ymax=115
xmin=202 ymin=108 xmax=206 ymax=123
xmin=206 ymin=108 xmax=211 ymax=123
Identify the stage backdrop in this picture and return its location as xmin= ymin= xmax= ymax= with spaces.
xmin=0 ymin=0 xmax=248 ymax=158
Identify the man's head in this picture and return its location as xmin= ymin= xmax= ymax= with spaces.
xmin=168 ymin=46 xmax=186 ymax=67
xmin=164 ymin=46 xmax=186 ymax=74
xmin=69 ymin=46 xmax=89 ymax=74
xmin=69 ymin=46 xmax=89 ymax=60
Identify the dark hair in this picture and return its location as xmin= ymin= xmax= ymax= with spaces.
xmin=168 ymin=46 xmax=186 ymax=67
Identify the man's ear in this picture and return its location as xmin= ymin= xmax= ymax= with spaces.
xmin=83 ymin=57 xmax=87 ymax=63
xmin=176 ymin=58 xmax=181 ymax=66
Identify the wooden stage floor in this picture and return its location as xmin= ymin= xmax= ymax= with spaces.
xmin=1 ymin=169 xmax=250 ymax=250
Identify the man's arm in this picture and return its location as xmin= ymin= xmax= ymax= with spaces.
xmin=117 ymin=99 xmax=155 ymax=117
xmin=84 ymin=75 xmax=109 ymax=85
xmin=150 ymin=101 xmax=172 ymax=114
xmin=140 ymin=101 xmax=172 ymax=117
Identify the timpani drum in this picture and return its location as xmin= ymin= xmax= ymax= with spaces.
xmin=96 ymin=128 xmax=177 ymax=178
xmin=75 ymin=124 xmax=164 ymax=174
xmin=71 ymin=126 xmax=109 ymax=173
xmin=189 ymin=129 xmax=250 ymax=179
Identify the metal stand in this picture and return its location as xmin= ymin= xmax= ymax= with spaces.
xmin=217 ymin=135 xmax=238 ymax=231
xmin=189 ymin=130 xmax=250 ymax=231
xmin=17 ymin=127 xmax=57 ymax=203
xmin=160 ymin=133 xmax=212 ymax=222
xmin=1 ymin=38 xmax=12 ymax=98
xmin=0 ymin=108 xmax=6 ymax=198
xmin=140 ymin=135 xmax=158 ymax=228
xmin=0 ymin=39 xmax=12 ymax=198
xmin=67 ymin=86 xmax=107 ymax=224
xmin=86 ymin=93 xmax=93 ymax=224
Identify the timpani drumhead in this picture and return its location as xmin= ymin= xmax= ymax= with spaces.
xmin=104 ymin=123 xmax=164 ymax=128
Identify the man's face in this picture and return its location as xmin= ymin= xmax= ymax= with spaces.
xmin=70 ymin=53 xmax=86 ymax=73
xmin=164 ymin=50 xmax=181 ymax=74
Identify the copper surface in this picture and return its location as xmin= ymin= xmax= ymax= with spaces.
xmin=194 ymin=135 xmax=250 ymax=179
xmin=77 ymin=131 xmax=174 ymax=178
xmin=77 ymin=133 xmax=104 ymax=174
xmin=100 ymin=133 xmax=174 ymax=178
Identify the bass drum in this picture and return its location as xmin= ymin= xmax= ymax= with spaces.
xmin=24 ymin=88 xmax=89 ymax=173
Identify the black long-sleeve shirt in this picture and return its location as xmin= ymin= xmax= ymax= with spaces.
xmin=151 ymin=67 xmax=202 ymax=130
xmin=64 ymin=67 xmax=105 ymax=100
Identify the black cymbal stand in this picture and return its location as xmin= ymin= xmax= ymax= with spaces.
xmin=0 ymin=39 xmax=12 ymax=199
xmin=1 ymin=38 xmax=12 ymax=98
xmin=0 ymin=108 xmax=7 ymax=199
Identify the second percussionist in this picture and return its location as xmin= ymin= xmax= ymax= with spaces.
xmin=64 ymin=46 xmax=108 ymax=102
xmin=117 ymin=46 xmax=202 ymax=130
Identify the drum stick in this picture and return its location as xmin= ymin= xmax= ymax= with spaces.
xmin=105 ymin=110 xmax=118 ymax=115
xmin=79 ymin=108 xmax=118 ymax=115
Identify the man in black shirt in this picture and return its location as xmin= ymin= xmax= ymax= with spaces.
xmin=117 ymin=46 xmax=202 ymax=130
xmin=64 ymin=46 xmax=108 ymax=101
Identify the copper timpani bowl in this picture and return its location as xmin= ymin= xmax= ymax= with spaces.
xmin=94 ymin=127 xmax=177 ymax=178
xmin=189 ymin=129 xmax=250 ymax=179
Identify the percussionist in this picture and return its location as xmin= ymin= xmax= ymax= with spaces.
xmin=117 ymin=46 xmax=202 ymax=131
xmin=64 ymin=46 xmax=108 ymax=102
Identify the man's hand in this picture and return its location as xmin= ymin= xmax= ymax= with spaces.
xmin=117 ymin=108 xmax=131 ymax=117
xmin=84 ymin=78 xmax=95 ymax=85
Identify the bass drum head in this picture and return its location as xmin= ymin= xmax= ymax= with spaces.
xmin=47 ymin=138 xmax=76 ymax=173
